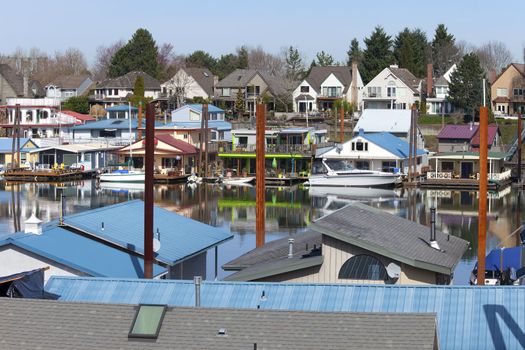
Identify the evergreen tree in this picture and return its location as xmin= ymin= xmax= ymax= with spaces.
xmin=393 ymin=28 xmax=428 ymax=78
xmin=234 ymin=89 xmax=245 ymax=116
xmin=128 ymin=76 xmax=150 ymax=107
xmin=62 ymin=96 xmax=90 ymax=114
xmin=185 ymin=50 xmax=217 ymax=71
xmin=448 ymin=53 xmax=486 ymax=117
xmin=315 ymin=51 xmax=335 ymax=66
xmin=346 ymin=38 xmax=363 ymax=67
xmin=215 ymin=54 xmax=239 ymax=80
xmin=108 ymin=28 xmax=159 ymax=78
xmin=431 ymin=24 xmax=460 ymax=77
xmin=236 ymin=46 xmax=249 ymax=69
xmin=285 ymin=46 xmax=305 ymax=81
xmin=362 ymin=26 xmax=394 ymax=83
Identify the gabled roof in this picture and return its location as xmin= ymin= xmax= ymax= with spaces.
xmin=47 ymin=276 xmax=525 ymax=350
xmin=182 ymin=67 xmax=215 ymax=96
xmin=311 ymin=202 xmax=468 ymax=274
xmin=304 ymin=66 xmax=353 ymax=93
xmin=186 ymin=103 xmax=224 ymax=113
xmin=105 ymin=104 xmax=139 ymax=112
xmin=388 ymin=66 xmax=422 ymax=92
xmin=61 ymin=200 xmax=232 ymax=265
xmin=60 ymin=110 xmax=95 ymax=123
xmin=0 ymin=137 xmax=35 ymax=153
xmin=360 ymin=132 xmax=425 ymax=158
xmin=47 ymin=74 xmax=91 ymax=89
xmin=0 ymin=226 xmax=167 ymax=278
xmin=434 ymin=75 xmax=449 ymax=86
xmin=470 ymin=124 xmax=500 ymax=147
xmin=216 ymin=69 xmax=284 ymax=95
xmin=353 ymin=109 xmax=413 ymax=134
xmin=72 ymin=118 xmax=140 ymax=130
xmin=161 ymin=120 xmax=232 ymax=131
xmin=122 ymin=134 xmax=197 ymax=154
xmin=0 ymin=64 xmax=24 ymax=96
xmin=30 ymin=143 xmax=120 ymax=154
xmin=0 ymin=298 xmax=438 ymax=350
xmin=437 ymin=124 xmax=478 ymax=140
xmin=96 ymin=71 xmax=160 ymax=90
xmin=493 ymin=63 xmax=525 ymax=85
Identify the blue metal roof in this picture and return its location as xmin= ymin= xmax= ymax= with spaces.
xmin=186 ymin=104 xmax=224 ymax=113
xmin=62 ymin=200 xmax=233 ymax=265
xmin=105 ymin=104 xmax=138 ymax=112
xmin=361 ymin=132 xmax=426 ymax=158
xmin=0 ymin=228 xmax=166 ymax=278
xmin=72 ymin=118 xmax=140 ymax=130
xmin=0 ymin=138 xmax=35 ymax=153
xmin=161 ymin=120 xmax=232 ymax=131
xmin=45 ymin=277 xmax=525 ymax=350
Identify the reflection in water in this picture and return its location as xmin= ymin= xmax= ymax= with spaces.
xmin=0 ymin=179 xmax=522 ymax=285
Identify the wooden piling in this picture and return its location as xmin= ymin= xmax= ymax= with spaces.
xmin=144 ymin=103 xmax=155 ymax=279
xmin=137 ymin=102 xmax=143 ymax=139
xmin=256 ymin=103 xmax=266 ymax=248
xmin=204 ymin=104 xmax=209 ymax=178
xmin=477 ymin=106 xmax=488 ymax=286
xmin=339 ymin=105 xmax=344 ymax=144
xmin=518 ymin=113 xmax=522 ymax=183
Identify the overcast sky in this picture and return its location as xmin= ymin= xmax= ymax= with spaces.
xmin=2 ymin=0 xmax=524 ymax=66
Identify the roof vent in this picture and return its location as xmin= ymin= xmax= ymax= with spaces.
xmin=24 ymin=213 xmax=43 ymax=235
xmin=429 ymin=207 xmax=441 ymax=250
xmin=288 ymin=238 xmax=295 ymax=258
xmin=390 ymin=64 xmax=399 ymax=69
xmin=217 ymin=328 xmax=227 ymax=337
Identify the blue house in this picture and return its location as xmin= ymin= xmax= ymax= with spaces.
xmin=0 ymin=200 xmax=232 ymax=281
xmin=170 ymin=104 xmax=232 ymax=142
xmin=46 ymin=277 xmax=525 ymax=350
xmin=105 ymin=104 xmax=138 ymax=119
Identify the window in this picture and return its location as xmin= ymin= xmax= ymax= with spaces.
xmin=441 ymin=161 xmax=454 ymax=172
xmin=300 ymin=86 xmax=309 ymax=93
xmin=107 ymin=89 xmax=112 ymax=96
xmin=355 ymin=141 xmax=367 ymax=151
xmin=128 ymin=304 xmax=167 ymax=339
xmin=99 ymin=130 xmax=116 ymax=138
xmin=514 ymin=88 xmax=524 ymax=96
xmin=355 ymin=160 xmax=369 ymax=170
xmin=211 ymin=114 xmax=217 ymax=120
xmin=367 ymin=86 xmax=381 ymax=97
xmin=382 ymin=161 xmax=397 ymax=172
xmin=222 ymin=88 xmax=231 ymax=97
xmin=183 ymin=133 xmax=188 ymax=139
xmin=322 ymin=86 xmax=341 ymax=97
xmin=211 ymin=131 xmax=217 ymax=140
xmin=114 ymin=89 xmax=118 ymax=95
xmin=338 ymin=255 xmax=388 ymax=281
xmin=351 ymin=142 xmax=355 ymax=151
xmin=238 ymin=136 xmax=248 ymax=146
xmin=496 ymin=88 xmax=508 ymax=97
xmin=387 ymin=86 xmax=396 ymax=97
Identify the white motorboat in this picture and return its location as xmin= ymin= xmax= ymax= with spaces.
xmin=306 ymin=159 xmax=401 ymax=187
xmin=187 ymin=174 xmax=202 ymax=183
xmin=99 ymin=169 xmax=145 ymax=183
xmin=218 ymin=176 xmax=255 ymax=186
xmin=99 ymin=181 xmax=145 ymax=192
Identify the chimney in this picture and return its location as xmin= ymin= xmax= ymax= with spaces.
xmin=429 ymin=207 xmax=440 ymax=250
xmin=23 ymin=74 xmax=29 ymax=97
xmin=24 ymin=213 xmax=43 ymax=235
xmin=351 ymin=62 xmax=358 ymax=106
xmin=426 ymin=64 xmax=433 ymax=97
xmin=194 ymin=276 xmax=202 ymax=307
xmin=288 ymin=238 xmax=294 ymax=258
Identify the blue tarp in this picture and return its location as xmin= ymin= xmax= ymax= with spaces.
xmin=484 ymin=247 xmax=524 ymax=271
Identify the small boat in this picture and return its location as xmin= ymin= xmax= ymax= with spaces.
xmin=217 ymin=176 xmax=255 ymax=186
xmin=99 ymin=169 xmax=145 ymax=183
xmin=306 ymin=159 xmax=401 ymax=187
xmin=187 ymin=174 xmax=202 ymax=184
xmin=470 ymin=246 xmax=525 ymax=285
xmin=99 ymin=181 xmax=145 ymax=192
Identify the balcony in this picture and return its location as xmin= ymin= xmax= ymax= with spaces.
xmin=220 ymin=143 xmax=323 ymax=156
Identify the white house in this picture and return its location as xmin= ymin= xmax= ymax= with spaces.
xmin=45 ymin=74 xmax=93 ymax=101
xmin=363 ymin=65 xmax=422 ymax=110
xmin=320 ymin=130 xmax=427 ymax=173
xmin=161 ymin=67 xmax=216 ymax=104
xmin=426 ymin=64 xmax=456 ymax=115
xmin=91 ymin=71 xmax=160 ymax=108
xmin=353 ymin=109 xmax=425 ymax=150
xmin=292 ymin=65 xmax=364 ymax=112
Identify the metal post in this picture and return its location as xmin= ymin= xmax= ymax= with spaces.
xmin=138 ymin=102 xmax=143 ymax=139
xmin=256 ymin=103 xmax=266 ymax=248
xmin=518 ymin=113 xmax=522 ymax=184
xmin=194 ymin=276 xmax=201 ymax=307
xmin=412 ymin=106 xmax=418 ymax=180
xmin=339 ymin=104 xmax=344 ymax=144
xmin=408 ymin=105 xmax=415 ymax=183
xmin=144 ymin=103 xmax=155 ymax=279
xmin=430 ymin=207 xmax=436 ymax=241
xmin=198 ymin=104 xmax=205 ymax=176
xmin=477 ymin=106 xmax=489 ymax=286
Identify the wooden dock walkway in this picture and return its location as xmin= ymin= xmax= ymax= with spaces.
xmin=2 ymin=169 xmax=84 ymax=182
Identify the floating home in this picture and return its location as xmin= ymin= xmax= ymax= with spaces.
xmin=29 ymin=143 xmax=120 ymax=170
xmin=0 ymin=137 xmax=38 ymax=168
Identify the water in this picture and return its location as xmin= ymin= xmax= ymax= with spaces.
xmin=1 ymin=180 xmax=523 ymax=285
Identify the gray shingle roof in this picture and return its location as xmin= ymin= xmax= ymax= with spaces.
xmin=0 ymin=298 xmax=438 ymax=350
xmin=215 ymin=69 xmax=284 ymax=95
xmin=0 ymin=63 xmax=24 ymax=96
xmin=48 ymin=74 xmax=91 ymax=89
xmin=389 ymin=67 xmax=422 ymax=92
xmin=96 ymin=71 xmax=160 ymax=90
xmin=311 ymin=202 xmax=469 ymax=275
xmin=305 ymin=66 xmax=353 ymax=93
xmin=183 ymin=67 xmax=215 ymax=96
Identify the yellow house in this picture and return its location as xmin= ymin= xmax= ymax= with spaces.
xmin=0 ymin=138 xmax=38 ymax=167
xmin=491 ymin=63 xmax=525 ymax=116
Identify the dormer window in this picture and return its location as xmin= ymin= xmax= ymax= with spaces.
xmin=300 ymin=86 xmax=309 ymax=93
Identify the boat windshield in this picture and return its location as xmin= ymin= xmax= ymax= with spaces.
xmin=324 ymin=160 xmax=354 ymax=171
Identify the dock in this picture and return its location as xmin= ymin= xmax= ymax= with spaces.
xmin=420 ymin=178 xmax=512 ymax=190
xmin=153 ymin=173 xmax=189 ymax=184
xmin=2 ymin=169 xmax=84 ymax=182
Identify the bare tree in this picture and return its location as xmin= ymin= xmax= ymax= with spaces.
xmin=92 ymin=40 xmax=124 ymax=80
xmin=157 ymin=43 xmax=175 ymax=81
xmin=163 ymin=69 xmax=194 ymax=109
xmin=247 ymin=46 xmax=284 ymax=77
xmin=475 ymin=41 xmax=513 ymax=75
xmin=55 ymin=48 xmax=88 ymax=76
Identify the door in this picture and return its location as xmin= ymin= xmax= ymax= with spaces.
xmin=461 ymin=162 xmax=473 ymax=179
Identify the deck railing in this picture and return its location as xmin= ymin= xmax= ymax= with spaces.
xmin=427 ymin=172 xmax=452 ymax=180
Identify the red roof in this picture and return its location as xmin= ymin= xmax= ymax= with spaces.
xmin=155 ymin=134 xmax=198 ymax=154
xmin=437 ymin=124 xmax=478 ymax=140
xmin=471 ymin=124 xmax=499 ymax=147
xmin=61 ymin=110 xmax=96 ymax=124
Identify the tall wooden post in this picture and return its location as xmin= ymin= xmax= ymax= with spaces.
xmin=408 ymin=105 xmax=415 ymax=183
xmin=203 ymin=104 xmax=209 ymax=178
xmin=144 ymin=103 xmax=155 ymax=279
xmin=256 ymin=103 xmax=266 ymax=248
xmin=412 ymin=106 xmax=418 ymax=179
xmin=518 ymin=113 xmax=522 ymax=184
xmin=138 ymin=103 xmax=143 ymax=139
xmin=477 ymin=106 xmax=489 ymax=286
xmin=339 ymin=104 xmax=344 ymax=144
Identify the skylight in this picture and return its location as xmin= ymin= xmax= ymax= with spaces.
xmin=128 ymin=304 xmax=167 ymax=339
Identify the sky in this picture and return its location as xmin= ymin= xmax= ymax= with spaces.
xmin=2 ymin=0 xmax=524 ymax=67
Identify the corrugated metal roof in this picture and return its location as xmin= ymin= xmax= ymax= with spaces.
xmin=162 ymin=120 xmax=232 ymax=131
xmin=0 ymin=227 xmax=166 ymax=278
xmin=437 ymin=125 xmax=478 ymax=140
xmin=186 ymin=103 xmax=224 ymax=113
xmin=46 ymin=276 xmax=525 ymax=350
xmin=0 ymin=138 xmax=34 ymax=153
xmin=353 ymin=109 xmax=413 ymax=134
xmin=72 ymin=118 xmax=140 ymax=130
xmin=62 ymin=200 xmax=232 ymax=265
xmin=361 ymin=132 xmax=425 ymax=158
xmin=105 ymin=104 xmax=139 ymax=112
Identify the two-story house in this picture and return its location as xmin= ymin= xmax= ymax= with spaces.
xmin=91 ymin=71 xmax=161 ymax=108
xmin=161 ymin=68 xmax=216 ymax=105
xmin=491 ymin=63 xmax=525 ymax=116
xmin=214 ymin=69 xmax=283 ymax=113
xmin=168 ymin=104 xmax=231 ymax=142
xmin=0 ymin=64 xmax=43 ymax=104
xmin=363 ymin=65 xmax=422 ymax=110
xmin=44 ymin=75 xmax=93 ymax=101
xmin=292 ymin=64 xmax=363 ymax=113
xmin=426 ymin=64 xmax=456 ymax=115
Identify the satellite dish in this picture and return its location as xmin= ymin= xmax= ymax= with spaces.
xmin=153 ymin=238 xmax=161 ymax=253
xmin=386 ymin=262 xmax=401 ymax=279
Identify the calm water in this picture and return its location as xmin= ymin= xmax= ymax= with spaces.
xmin=0 ymin=179 xmax=523 ymax=285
